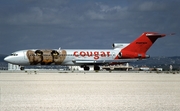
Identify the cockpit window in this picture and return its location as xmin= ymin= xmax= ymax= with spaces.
xmin=10 ymin=53 xmax=18 ymax=56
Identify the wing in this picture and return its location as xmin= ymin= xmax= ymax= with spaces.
xmin=72 ymin=59 xmax=139 ymax=65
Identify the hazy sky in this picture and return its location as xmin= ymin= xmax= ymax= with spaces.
xmin=0 ymin=0 xmax=179 ymax=56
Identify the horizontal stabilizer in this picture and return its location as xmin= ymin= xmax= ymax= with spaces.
xmin=146 ymin=33 xmax=166 ymax=38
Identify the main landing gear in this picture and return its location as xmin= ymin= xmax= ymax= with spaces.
xmin=81 ymin=65 xmax=90 ymax=71
xmin=94 ymin=65 xmax=100 ymax=71
xmin=81 ymin=65 xmax=100 ymax=71
xmin=84 ymin=66 xmax=90 ymax=71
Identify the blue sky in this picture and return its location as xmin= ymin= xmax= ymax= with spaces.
xmin=0 ymin=0 xmax=179 ymax=56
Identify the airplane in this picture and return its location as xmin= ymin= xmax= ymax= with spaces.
xmin=4 ymin=32 xmax=168 ymax=71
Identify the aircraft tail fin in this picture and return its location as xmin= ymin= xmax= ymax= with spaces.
xmin=116 ymin=32 xmax=166 ymax=59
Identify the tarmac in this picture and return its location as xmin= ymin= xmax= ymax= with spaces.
xmin=0 ymin=71 xmax=180 ymax=111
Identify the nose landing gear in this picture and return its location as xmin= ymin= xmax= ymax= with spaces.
xmin=19 ymin=66 xmax=25 ymax=70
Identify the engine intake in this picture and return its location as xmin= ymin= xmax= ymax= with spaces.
xmin=112 ymin=43 xmax=129 ymax=49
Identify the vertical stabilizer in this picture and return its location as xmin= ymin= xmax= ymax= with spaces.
xmin=116 ymin=32 xmax=166 ymax=59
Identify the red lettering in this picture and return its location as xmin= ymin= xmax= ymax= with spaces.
xmin=80 ymin=51 xmax=86 ymax=57
xmin=74 ymin=51 xmax=79 ymax=57
xmin=94 ymin=51 xmax=99 ymax=59
xmin=73 ymin=51 xmax=110 ymax=59
xmin=107 ymin=52 xmax=110 ymax=57
xmin=86 ymin=51 xmax=92 ymax=57
xmin=100 ymin=51 xmax=106 ymax=57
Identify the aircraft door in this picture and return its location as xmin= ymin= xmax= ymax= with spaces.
xmin=23 ymin=51 xmax=28 ymax=60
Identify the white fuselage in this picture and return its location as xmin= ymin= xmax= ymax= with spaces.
xmin=4 ymin=32 xmax=167 ymax=71
xmin=4 ymin=49 xmax=121 ymax=66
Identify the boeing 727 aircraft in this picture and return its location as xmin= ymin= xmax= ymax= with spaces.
xmin=4 ymin=32 xmax=168 ymax=70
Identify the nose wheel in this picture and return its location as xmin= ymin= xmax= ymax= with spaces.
xmin=19 ymin=66 xmax=25 ymax=70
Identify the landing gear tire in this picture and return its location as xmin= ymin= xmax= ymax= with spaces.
xmin=94 ymin=66 xmax=100 ymax=71
xmin=84 ymin=66 xmax=90 ymax=71
xmin=20 ymin=66 xmax=25 ymax=70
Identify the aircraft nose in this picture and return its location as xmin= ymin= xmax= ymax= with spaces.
xmin=4 ymin=56 xmax=14 ymax=63
xmin=4 ymin=56 xmax=12 ymax=63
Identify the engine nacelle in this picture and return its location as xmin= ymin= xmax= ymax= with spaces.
xmin=117 ymin=50 xmax=150 ymax=59
xmin=112 ymin=43 xmax=129 ymax=49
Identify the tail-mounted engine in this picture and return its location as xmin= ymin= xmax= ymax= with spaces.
xmin=112 ymin=43 xmax=129 ymax=49
xmin=117 ymin=50 xmax=150 ymax=59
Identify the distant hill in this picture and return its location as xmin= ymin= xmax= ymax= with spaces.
xmin=131 ymin=56 xmax=180 ymax=70
xmin=132 ymin=56 xmax=180 ymax=65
